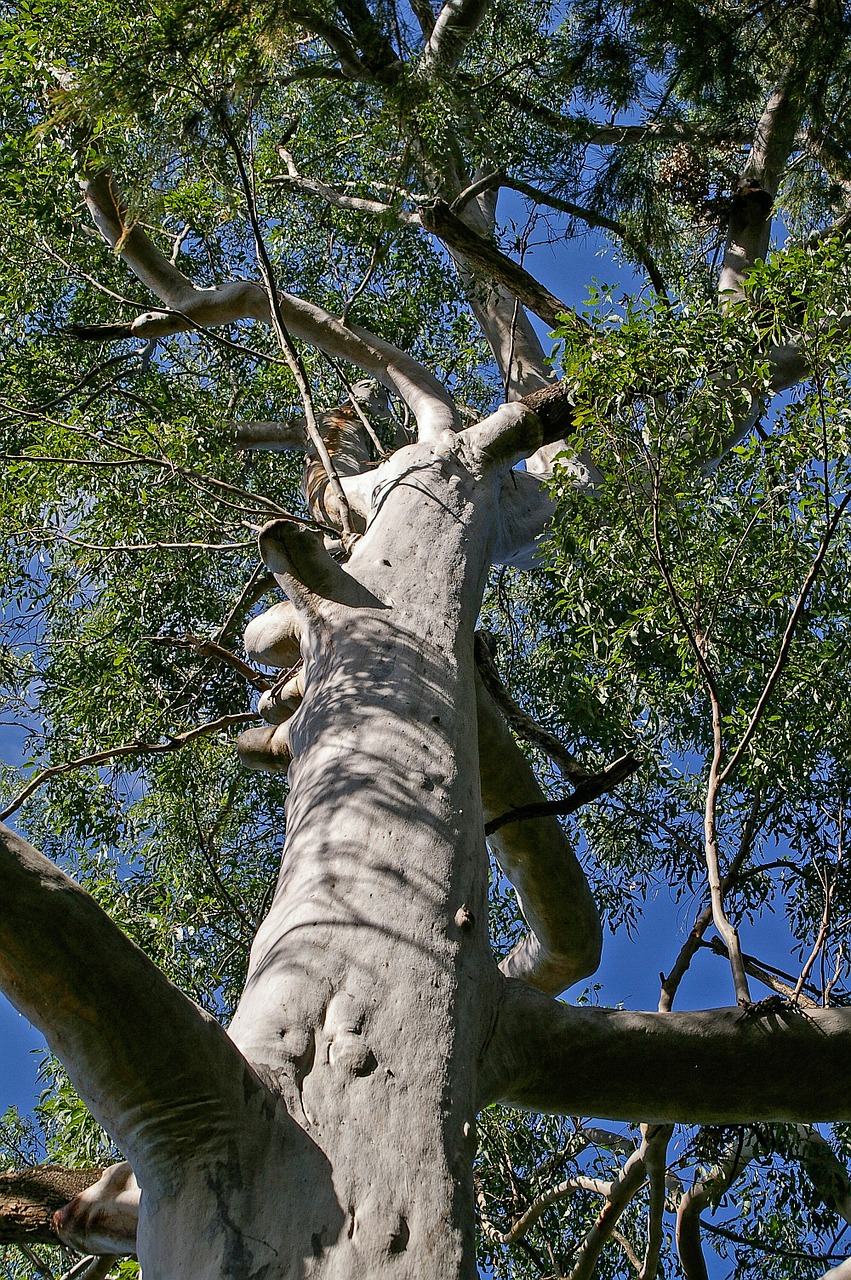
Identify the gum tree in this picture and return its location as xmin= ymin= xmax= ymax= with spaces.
xmin=2 ymin=0 xmax=851 ymax=1277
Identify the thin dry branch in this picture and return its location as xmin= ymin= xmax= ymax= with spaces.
xmin=222 ymin=121 xmax=357 ymax=542
xmin=504 ymin=177 xmax=668 ymax=297
xmin=473 ymin=632 xmax=589 ymax=781
xmin=0 ymin=713 xmax=258 ymax=822
xmin=484 ymin=751 xmax=639 ymax=835
xmin=704 ymin=938 xmax=819 ymax=1008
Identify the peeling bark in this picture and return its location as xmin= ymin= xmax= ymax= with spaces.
xmin=0 ymin=1166 xmax=104 ymax=1245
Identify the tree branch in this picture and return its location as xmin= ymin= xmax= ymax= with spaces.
xmin=565 ymin=1131 xmax=664 ymax=1280
xmin=79 ymin=171 xmax=458 ymax=441
xmin=421 ymin=0 xmax=492 ymax=72
xmin=0 ymin=713 xmax=258 ymax=823
xmin=503 ymin=177 xmax=668 ymax=297
xmin=476 ymin=676 xmax=602 ymax=995
xmin=0 ymin=1167 xmax=104 ymax=1245
xmin=482 ymin=981 xmax=851 ymax=1120
xmin=420 ymin=197 xmax=587 ymax=334
xmin=484 ymin=751 xmax=639 ymax=835
xmin=0 ymin=825 xmax=274 ymax=1183
xmin=659 ymin=790 xmax=763 ymax=1010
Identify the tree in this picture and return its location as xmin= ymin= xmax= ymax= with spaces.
xmin=2 ymin=0 xmax=851 ymax=1276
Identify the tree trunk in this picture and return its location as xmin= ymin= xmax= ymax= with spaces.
xmin=222 ymin=420 xmax=532 ymax=1277
xmin=130 ymin=411 xmax=538 ymax=1279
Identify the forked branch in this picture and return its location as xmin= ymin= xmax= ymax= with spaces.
xmin=78 ymin=171 xmax=458 ymax=440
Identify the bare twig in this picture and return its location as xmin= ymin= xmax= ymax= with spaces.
xmin=484 ymin=751 xmax=640 ymax=835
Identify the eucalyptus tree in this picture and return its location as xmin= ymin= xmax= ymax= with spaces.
xmin=3 ymin=0 xmax=851 ymax=1278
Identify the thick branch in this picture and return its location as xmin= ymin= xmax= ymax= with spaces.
xmin=719 ymin=29 xmax=819 ymax=303
xmin=0 ymin=825 xmax=272 ymax=1183
xmin=483 ymin=980 xmax=851 ymax=1120
xmin=421 ymin=0 xmax=491 ymax=72
xmin=0 ymin=1167 xmax=104 ymax=1245
xmin=476 ymin=677 xmax=602 ymax=995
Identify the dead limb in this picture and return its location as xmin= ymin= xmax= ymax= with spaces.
xmin=420 ymin=198 xmax=584 ymax=334
xmin=145 ymin=635 xmax=271 ymax=692
xmin=705 ymin=938 xmax=819 ymax=1008
xmin=484 ymin=751 xmax=639 ymax=836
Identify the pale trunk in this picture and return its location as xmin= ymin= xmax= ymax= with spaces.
xmin=190 ymin=426 xmax=521 ymax=1279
